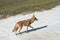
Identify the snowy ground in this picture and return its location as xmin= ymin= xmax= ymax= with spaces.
xmin=0 ymin=5 xmax=60 ymax=40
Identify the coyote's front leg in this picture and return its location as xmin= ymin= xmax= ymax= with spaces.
xmin=29 ymin=25 xmax=34 ymax=29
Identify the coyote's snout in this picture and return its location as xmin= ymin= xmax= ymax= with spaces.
xmin=12 ymin=15 xmax=38 ymax=34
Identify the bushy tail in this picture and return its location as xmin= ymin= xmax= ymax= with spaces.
xmin=12 ymin=24 xmax=18 ymax=32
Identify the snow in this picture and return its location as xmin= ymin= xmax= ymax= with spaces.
xmin=0 ymin=5 xmax=60 ymax=40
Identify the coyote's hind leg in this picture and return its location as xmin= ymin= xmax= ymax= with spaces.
xmin=26 ymin=26 xmax=29 ymax=33
xmin=19 ymin=25 xmax=23 ymax=34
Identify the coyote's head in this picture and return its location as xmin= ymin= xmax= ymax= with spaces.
xmin=32 ymin=15 xmax=38 ymax=21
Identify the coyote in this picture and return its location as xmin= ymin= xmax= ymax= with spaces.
xmin=12 ymin=15 xmax=38 ymax=34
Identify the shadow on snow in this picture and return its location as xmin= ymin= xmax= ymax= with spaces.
xmin=16 ymin=25 xmax=47 ymax=35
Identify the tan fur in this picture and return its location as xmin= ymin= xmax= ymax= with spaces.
xmin=12 ymin=15 xmax=38 ymax=33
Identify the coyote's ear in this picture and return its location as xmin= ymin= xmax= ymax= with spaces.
xmin=33 ymin=15 xmax=35 ymax=17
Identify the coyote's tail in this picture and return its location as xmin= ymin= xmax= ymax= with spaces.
xmin=12 ymin=24 xmax=18 ymax=32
